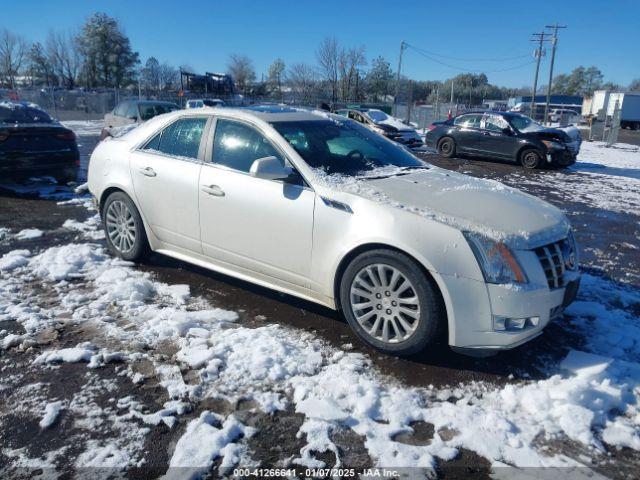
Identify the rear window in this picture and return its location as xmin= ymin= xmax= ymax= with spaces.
xmin=0 ymin=104 xmax=53 ymax=124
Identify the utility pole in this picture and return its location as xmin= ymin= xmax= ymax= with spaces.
xmin=393 ymin=41 xmax=406 ymax=116
xmin=544 ymin=23 xmax=567 ymax=125
xmin=530 ymin=32 xmax=549 ymax=120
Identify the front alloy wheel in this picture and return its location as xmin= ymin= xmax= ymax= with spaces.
xmin=350 ymin=264 xmax=420 ymax=343
xmin=339 ymin=249 xmax=444 ymax=355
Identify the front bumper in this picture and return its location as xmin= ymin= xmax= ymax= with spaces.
xmin=546 ymin=139 xmax=581 ymax=166
xmin=442 ymin=240 xmax=581 ymax=353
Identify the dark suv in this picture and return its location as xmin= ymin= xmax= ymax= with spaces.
xmin=425 ymin=111 xmax=581 ymax=168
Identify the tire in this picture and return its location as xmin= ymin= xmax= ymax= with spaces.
xmin=519 ymin=148 xmax=542 ymax=169
xmin=339 ymin=249 xmax=444 ymax=355
xmin=437 ymin=137 xmax=456 ymax=158
xmin=102 ymin=191 xmax=150 ymax=262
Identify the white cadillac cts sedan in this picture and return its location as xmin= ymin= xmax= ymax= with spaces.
xmin=88 ymin=106 xmax=580 ymax=356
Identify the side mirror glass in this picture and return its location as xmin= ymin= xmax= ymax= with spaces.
xmin=249 ymin=156 xmax=293 ymax=180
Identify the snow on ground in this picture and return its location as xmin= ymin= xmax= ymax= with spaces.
xmin=1 ymin=209 xmax=639 ymax=476
xmin=0 ymin=121 xmax=639 ymax=475
xmin=61 ymin=120 xmax=103 ymax=137
xmin=507 ymin=141 xmax=640 ymax=216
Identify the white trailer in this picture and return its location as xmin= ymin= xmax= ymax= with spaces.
xmin=584 ymin=90 xmax=640 ymax=130
xmin=607 ymin=92 xmax=640 ymax=129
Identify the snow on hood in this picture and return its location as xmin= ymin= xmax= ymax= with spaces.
xmin=373 ymin=115 xmax=415 ymax=132
xmin=314 ymin=167 xmax=570 ymax=248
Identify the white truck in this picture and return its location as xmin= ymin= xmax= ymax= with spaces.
xmin=583 ymin=90 xmax=640 ymax=130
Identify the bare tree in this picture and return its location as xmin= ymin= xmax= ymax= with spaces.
xmin=287 ymin=63 xmax=317 ymax=105
xmin=267 ymin=58 xmax=285 ymax=98
xmin=339 ymin=46 xmax=366 ymax=102
xmin=0 ymin=28 xmax=28 ymax=89
xmin=227 ymin=54 xmax=255 ymax=95
xmin=46 ymin=31 xmax=80 ymax=89
xmin=316 ymin=37 xmax=339 ymax=105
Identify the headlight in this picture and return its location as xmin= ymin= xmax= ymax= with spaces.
xmin=463 ymin=232 xmax=528 ymax=284
xmin=372 ymin=126 xmax=387 ymax=136
xmin=542 ymin=140 xmax=564 ymax=150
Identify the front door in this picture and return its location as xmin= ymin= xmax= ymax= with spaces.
xmin=198 ymin=118 xmax=314 ymax=288
xmin=479 ymin=114 xmax=518 ymax=159
xmin=130 ymin=116 xmax=209 ymax=252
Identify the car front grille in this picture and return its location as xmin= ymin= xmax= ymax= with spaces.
xmin=534 ymin=238 xmax=576 ymax=289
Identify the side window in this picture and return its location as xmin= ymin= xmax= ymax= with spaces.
xmin=454 ymin=114 xmax=481 ymax=128
xmin=114 ymin=102 xmax=128 ymax=117
xmin=126 ymin=103 xmax=139 ymax=120
xmin=483 ymin=114 xmax=508 ymax=132
xmin=144 ymin=117 xmax=207 ymax=159
xmin=454 ymin=115 xmax=470 ymax=126
xmin=212 ymin=119 xmax=284 ymax=173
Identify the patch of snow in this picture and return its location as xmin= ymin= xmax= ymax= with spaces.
xmin=61 ymin=120 xmax=103 ymax=137
xmin=39 ymin=400 xmax=64 ymax=429
xmin=0 ymin=249 xmax=31 ymax=271
xmin=165 ymin=411 xmax=254 ymax=479
xmin=15 ymin=228 xmax=43 ymax=240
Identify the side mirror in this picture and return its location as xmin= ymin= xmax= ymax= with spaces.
xmin=502 ymin=127 xmax=513 ymax=135
xmin=249 ymin=156 xmax=293 ymax=180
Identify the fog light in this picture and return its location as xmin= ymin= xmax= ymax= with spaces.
xmin=493 ymin=316 xmax=540 ymax=332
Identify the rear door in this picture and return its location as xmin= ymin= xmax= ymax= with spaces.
xmin=130 ymin=116 xmax=211 ymax=252
xmin=451 ymin=114 xmax=484 ymax=154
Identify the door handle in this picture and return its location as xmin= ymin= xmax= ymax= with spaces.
xmin=139 ymin=167 xmax=157 ymax=177
xmin=201 ymin=184 xmax=225 ymax=197
xmin=482 ymin=131 xmax=491 ymax=136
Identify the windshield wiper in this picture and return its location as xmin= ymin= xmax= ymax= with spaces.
xmin=357 ymin=165 xmax=430 ymax=180
xmin=399 ymin=165 xmax=430 ymax=171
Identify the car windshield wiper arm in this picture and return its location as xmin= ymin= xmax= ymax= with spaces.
xmin=357 ymin=165 xmax=430 ymax=180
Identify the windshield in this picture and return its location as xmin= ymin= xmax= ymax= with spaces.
xmin=508 ymin=114 xmax=545 ymax=133
xmin=0 ymin=104 xmax=53 ymax=124
xmin=271 ymin=119 xmax=424 ymax=176
xmin=139 ymin=103 xmax=179 ymax=121
xmin=366 ymin=110 xmax=389 ymax=122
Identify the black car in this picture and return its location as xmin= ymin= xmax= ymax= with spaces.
xmin=0 ymin=102 xmax=79 ymax=183
xmin=425 ymin=111 xmax=581 ymax=169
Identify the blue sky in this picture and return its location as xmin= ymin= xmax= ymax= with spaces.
xmin=2 ymin=0 xmax=639 ymax=87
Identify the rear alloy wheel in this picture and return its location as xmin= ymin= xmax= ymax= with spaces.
xmin=103 ymin=192 xmax=149 ymax=261
xmin=339 ymin=249 xmax=444 ymax=355
xmin=520 ymin=149 xmax=542 ymax=169
xmin=437 ymin=137 xmax=456 ymax=158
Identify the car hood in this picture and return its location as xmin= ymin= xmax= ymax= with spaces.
xmin=356 ymin=168 xmax=569 ymax=248
xmin=374 ymin=116 xmax=415 ymax=132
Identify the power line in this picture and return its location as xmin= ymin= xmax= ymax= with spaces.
xmin=406 ymin=45 xmax=536 ymax=73
xmin=405 ymin=42 xmax=531 ymax=63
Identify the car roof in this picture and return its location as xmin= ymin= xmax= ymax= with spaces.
xmin=234 ymin=105 xmax=332 ymax=122
xmin=131 ymin=105 xmax=336 ymax=129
